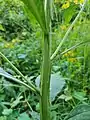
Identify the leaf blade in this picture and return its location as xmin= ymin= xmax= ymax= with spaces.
xmin=65 ymin=104 xmax=90 ymax=120
xmin=21 ymin=0 xmax=46 ymax=32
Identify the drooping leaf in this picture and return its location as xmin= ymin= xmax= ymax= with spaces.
xmin=0 ymin=67 xmax=18 ymax=82
xmin=21 ymin=0 xmax=46 ymax=32
xmin=0 ymin=67 xmax=35 ymax=92
xmin=35 ymin=73 xmax=65 ymax=101
xmin=65 ymin=104 xmax=90 ymax=120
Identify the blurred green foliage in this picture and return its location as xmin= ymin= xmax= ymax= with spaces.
xmin=0 ymin=0 xmax=90 ymax=119
xmin=0 ymin=0 xmax=33 ymax=41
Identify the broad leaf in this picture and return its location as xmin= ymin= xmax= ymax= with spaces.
xmin=35 ymin=73 xmax=65 ymax=101
xmin=18 ymin=112 xmax=30 ymax=120
xmin=65 ymin=104 xmax=90 ymax=120
xmin=21 ymin=0 xmax=46 ymax=32
xmin=30 ymin=111 xmax=40 ymax=120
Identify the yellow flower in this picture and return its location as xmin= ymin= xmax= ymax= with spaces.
xmin=63 ymin=53 xmax=68 ymax=57
xmin=4 ymin=39 xmax=21 ymax=48
xmin=12 ymin=39 xmax=17 ymax=43
xmin=12 ymin=39 xmax=21 ymax=43
xmin=67 ymin=58 xmax=77 ymax=62
xmin=4 ymin=42 xmax=14 ymax=48
xmin=79 ymin=0 xmax=84 ymax=4
xmin=60 ymin=25 xmax=67 ymax=30
xmin=62 ymin=2 xmax=70 ymax=9
xmin=74 ymin=0 xmax=84 ymax=4
xmin=74 ymin=0 xmax=78 ymax=4
xmin=63 ymin=51 xmax=75 ymax=57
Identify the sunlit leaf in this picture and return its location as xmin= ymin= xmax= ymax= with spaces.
xmin=63 ymin=4 xmax=77 ymax=23
xmin=0 ymin=24 xmax=5 ymax=31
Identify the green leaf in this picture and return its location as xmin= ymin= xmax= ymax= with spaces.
xmin=2 ymin=109 xmax=13 ymax=116
xmin=0 ymin=103 xmax=6 ymax=116
xmin=63 ymin=4 xmax=77 ymax=24
xmin=21 ymin=0 xmax=46 ymax=32
xmin=51 ymin=111 xmax=57 ymax=120
xmin=0 ymin=116 xmax=7 ymax=120
xmin=30 ymin=111 xmax=40 ymax=120
xmin=65 ymin=104 xmax=90 ymax=120
xmin=18 ymin=112 xmax=30 ymax=120
xmin=84 ymin=44 xmax=90 ymax=70
xmin=0 ymin=24 xmax=5 ymax=31
xmin=35 ymin=73 xmax=65 ymax=101
xmin=73 ymin=91 xmax=87 ymax=101
xmin=3 ymin=80 xmax=16 ymax=98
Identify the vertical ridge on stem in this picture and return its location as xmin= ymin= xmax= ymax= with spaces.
xmin=40 ymin=0 xmax=52 ymax=120
xmin=40 ymin=33 xmax=51 ymax=120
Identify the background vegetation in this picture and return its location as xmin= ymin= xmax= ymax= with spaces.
xmin=0 ymin=0 xmax=90 ymax=119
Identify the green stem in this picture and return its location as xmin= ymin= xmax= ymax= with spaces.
xmin=0 ymin=52 xmax=40 ymax=95
xmin=60 ymin=40 xmax=90 ymax=56
xmin=0 ymin=71 xmax=36 ymax=93
xmin=40 ymin=0 xmax=51 ymax=119
xmin=50 ymin=0 xmax=87 ymax=60
xmin=40 ymin=33 xmax=51 ymax=120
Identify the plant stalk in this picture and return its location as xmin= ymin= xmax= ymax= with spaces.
xmin=40 ymin=33 xmax=51 ymax=120
xmin=40 ymin=0 xmax=52 ymax=120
